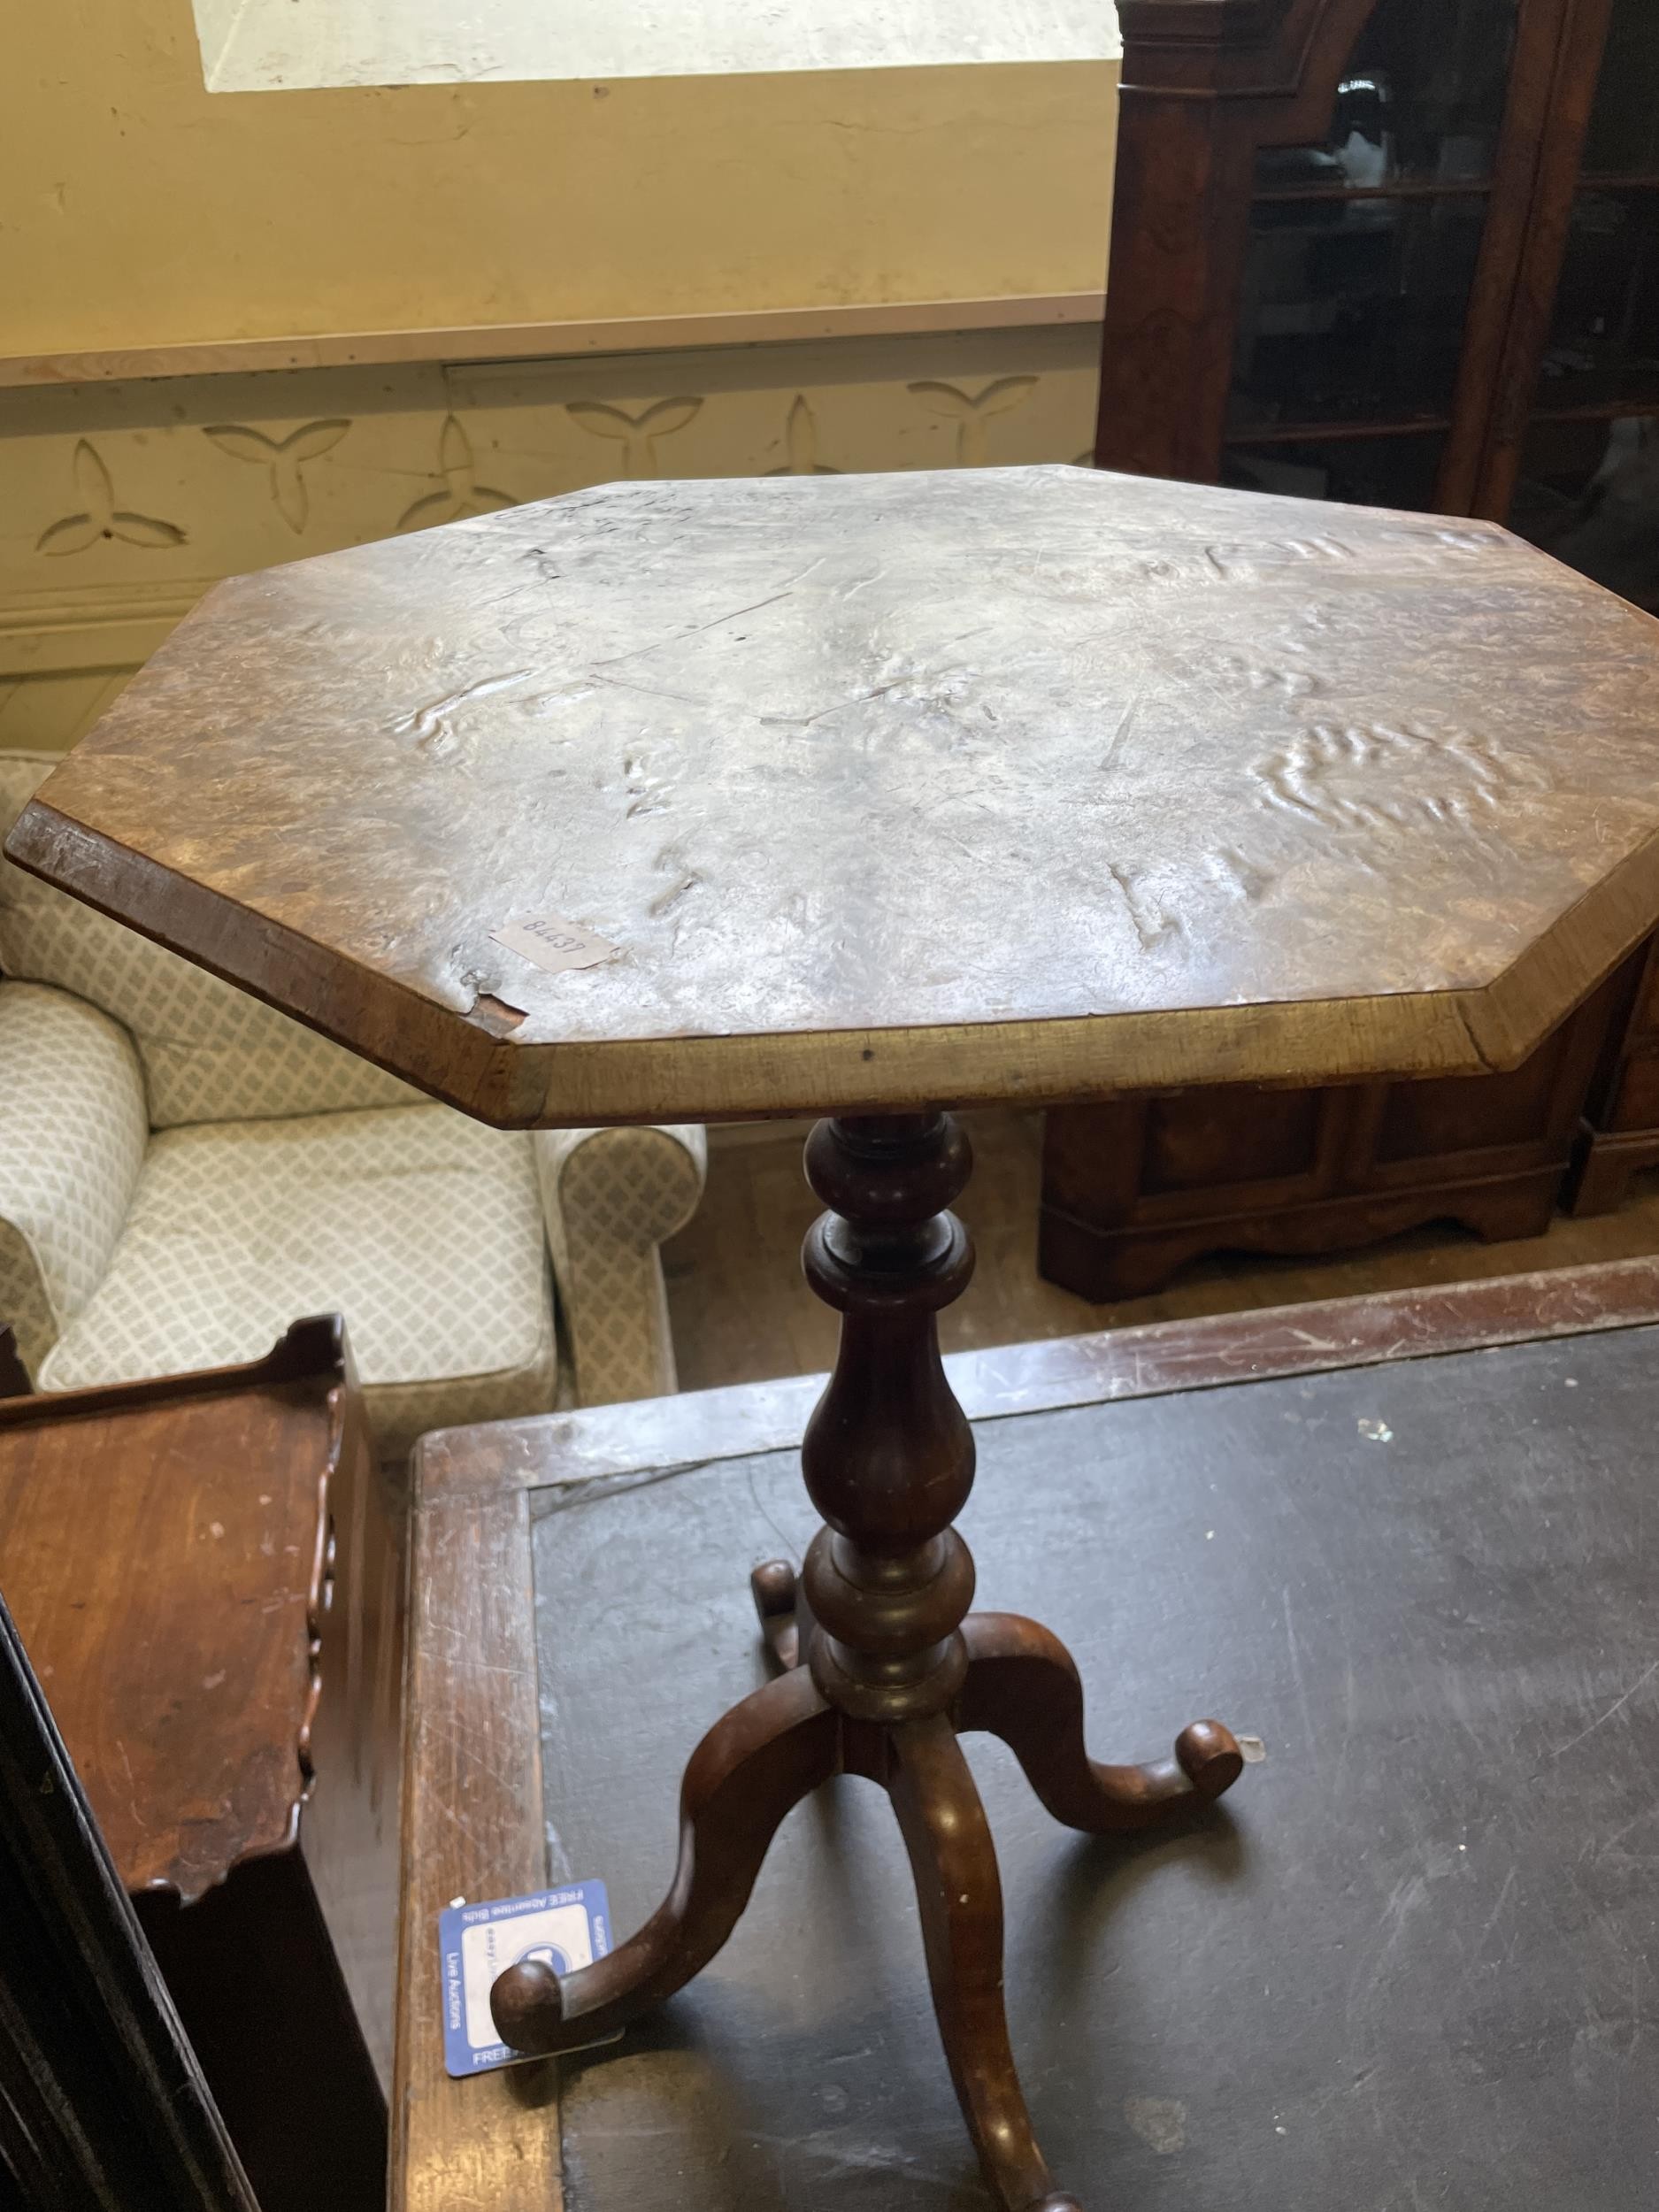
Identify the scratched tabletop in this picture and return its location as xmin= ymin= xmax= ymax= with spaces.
xmin=532 ymin=1320 xmax=1659 ymax=2208
xmin=11 ymin=466 xmax=1659 ymax=1125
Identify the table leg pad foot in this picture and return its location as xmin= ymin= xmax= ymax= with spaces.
xmin=1176 ymin=1717 xmax=1245 ymax=1797
xmin=492 ymin=1956 xmax=563 ymax=2045
xmin=749 ymin=1560 xmax=802 ymax=1671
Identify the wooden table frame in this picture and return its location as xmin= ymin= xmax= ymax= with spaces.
xmin=393 ymin=1252 xmax=1659 ymax=2208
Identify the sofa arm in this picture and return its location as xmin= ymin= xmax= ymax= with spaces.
xmin=531 ymin=1124 xmax=708 ymax=1405
xmin=0 ymin=983 xmax=149 ymax=1377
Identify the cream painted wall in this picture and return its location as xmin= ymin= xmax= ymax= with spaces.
xmin=3 ymin=0 xmax=1118 ymax=357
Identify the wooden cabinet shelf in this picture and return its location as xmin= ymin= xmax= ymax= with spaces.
xmin=1251 ymin=180 xmax=1497 ymax=204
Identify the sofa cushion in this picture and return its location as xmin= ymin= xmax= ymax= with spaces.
xmin=38 ymin=1103 xmax=557 ymax=1459
xmin=0 ymin=983 xmax=149 ymax=1376
xmin=1 ymin=749 xmax=419 ymax=1129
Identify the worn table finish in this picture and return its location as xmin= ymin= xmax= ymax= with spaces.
xmin=17 ymin=466 xmax=1659 ymax=2209
xmin=401 ymin=1260 xmax=1659 ymax=2210
xmin=12 ymin=468 xmax=1659 ymax=1126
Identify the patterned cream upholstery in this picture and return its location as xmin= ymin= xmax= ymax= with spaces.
xmin=0 ymin=983 xmax=148 ymax=1376
xmin=0 ymin=749 xmax=417 ymax=1127
xmin=0 ymin=748 xmax=709 ymax=1445
xmin=39 ymin=1106 xmax=557 ymax=1463
xmin=534 ymin=1123 xmax=709 ymax=1403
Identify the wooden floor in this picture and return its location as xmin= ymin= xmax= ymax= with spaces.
xmin=663 ymin=1110 xmax=1659 ymax=1394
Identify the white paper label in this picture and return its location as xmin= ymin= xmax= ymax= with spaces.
xmin=491 ymin=914 xmax=618 ymax=975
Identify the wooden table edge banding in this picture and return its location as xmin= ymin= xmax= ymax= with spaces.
xmin=15 ymin=797 xmax=1659 ymax=1128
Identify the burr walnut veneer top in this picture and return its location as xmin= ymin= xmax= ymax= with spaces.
xmin=10 ymin=465 xmax=1659 ymax=1126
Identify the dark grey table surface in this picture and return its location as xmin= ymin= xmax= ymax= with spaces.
xmin=531 ymin=1324 xmax=1659 ymax=2210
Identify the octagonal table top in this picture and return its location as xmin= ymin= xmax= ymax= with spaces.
xmin=10 ymin=465 xmax=1659 ymax=1129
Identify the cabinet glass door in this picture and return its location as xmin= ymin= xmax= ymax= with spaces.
xmin=1225 ymin=0 xmax=1521 ymax=510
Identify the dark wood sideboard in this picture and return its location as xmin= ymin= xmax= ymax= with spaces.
xmin=0 ymin=1318 xmax=403 ymax=2212
xmin=0 ymin=1578 xmax=257 ymax=2212
xmin=1045 ymin=0 xmax=1659 ymax=1301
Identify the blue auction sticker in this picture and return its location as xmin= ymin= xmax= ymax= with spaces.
xmin=439 ymin=1882 xmax=612 ymax=2078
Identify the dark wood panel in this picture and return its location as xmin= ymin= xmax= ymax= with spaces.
xmin=1041 ymin=1167 xmax=1565 ymax=1301
xmin=1374 ymin=987 xmax=1602 ymax=1162
xmin=303 ymin=1377 xmax=406 ymax=2087
xmin=1471 ymin=0 xmax=1619 ymax=517
xmin=1092 ymin=89 xmax=1262 ymax=480
xmin=137 ymin=1855 xmax=386 ymax=2212
xmin=1571 ymin=936 xmax=1659 ymax=1211
xmin=1611 ymin=1054 xmax=1659 ymax=1128
xmin=1039 ymin=979 xmax=1621 ymax=1301
xmin=0 ymin=1320 xmax=399 ymax=2212
xmin=1143 ymin=1084 xmax=1323 ymax=1193
xmin=0 ymin=1592 xmax=257 ymax=2212
xmin=1436 ymin=0 xmax=1581 ymax=506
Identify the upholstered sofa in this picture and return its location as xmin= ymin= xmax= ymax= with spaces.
xmin=0 ymin=749 xmax=706 ymax=1456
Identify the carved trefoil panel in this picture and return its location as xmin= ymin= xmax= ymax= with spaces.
xmin=398 ymin=416 xmax=518 ymax=531
xmin=36 ymin=442 xmax=186 ymax=557
xmin=203 ymin=419 xmax=350 ymax=534
xmin=907 ymin=376 xmax=1040 ymax=465
xmin=565 ymin=397 xmax=703 ymax=480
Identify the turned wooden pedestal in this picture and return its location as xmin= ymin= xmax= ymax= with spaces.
xmin=493 ymin=1115 xmax=1241 ymax=2208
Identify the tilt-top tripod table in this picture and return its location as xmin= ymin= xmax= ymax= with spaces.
xmin=14 ymin=465 xmax=1659 ymax=2210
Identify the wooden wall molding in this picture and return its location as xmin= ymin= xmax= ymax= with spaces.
xmin=0 ymin=580 xmax=211 ymax=680
xmin=0 ymin=292 xmax=1107 ymax=394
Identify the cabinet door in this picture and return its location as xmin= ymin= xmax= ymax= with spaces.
xmin=1489 ymin=0 xmax=1659 ymax=611
xmin=1221 ymin=0 xmax=1563 ymax=514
